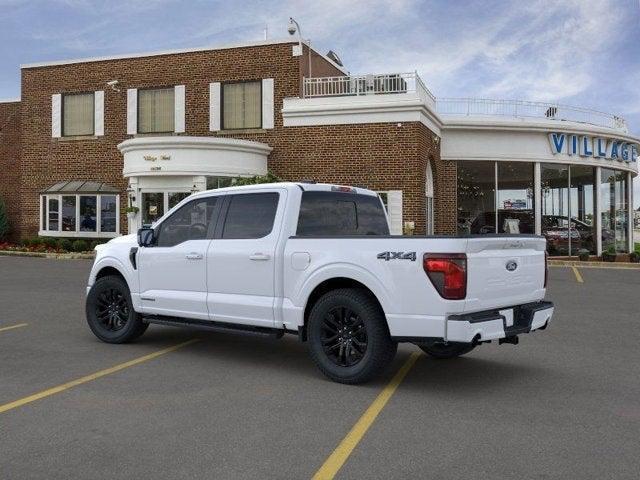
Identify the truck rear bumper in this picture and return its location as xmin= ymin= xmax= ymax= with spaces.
xmin=446 ymin=301 xmax=554 ymax=343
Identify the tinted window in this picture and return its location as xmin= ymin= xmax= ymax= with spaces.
xmin=222 ymin=193 xmax=279 ymax=239
xmin=296 ymin=192 xmax=390 ymax=236
xmin=156 ymin=197 xmax=218 ymax=247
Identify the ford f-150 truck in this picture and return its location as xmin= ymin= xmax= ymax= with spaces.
xmin=86 ymin=182 xmax=554 ymax=384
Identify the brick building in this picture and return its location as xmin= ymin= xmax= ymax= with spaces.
xmin=1 ymin=38 xmax=639 ymax=255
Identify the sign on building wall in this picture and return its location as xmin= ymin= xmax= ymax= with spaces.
xmin=548 ymin=132 xmax=638 ymax=163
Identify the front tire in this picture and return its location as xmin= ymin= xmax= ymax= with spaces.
xmin=307 ymin=288 xmax=397 ymax=384
xmin=86 ymin=275 xmax=148 ymax=343
xmin=415 ymin=341 xmax=475 ymax=359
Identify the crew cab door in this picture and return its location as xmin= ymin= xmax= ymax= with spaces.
xmin=138 ymin=196 xmax=220 ymax=320
xmin=206 ymin=190 xmax=285 ymax=327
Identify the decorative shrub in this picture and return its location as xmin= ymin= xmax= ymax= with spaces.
xmin=58 ymin=238 xmax=73 ymax=252
xmin=72 ymin=239 xmax=89 ymax=252
xmin=21 ymin=238 xmax=32 ymax=247
xmin=42 ymin=237 xmax=58 ymax=249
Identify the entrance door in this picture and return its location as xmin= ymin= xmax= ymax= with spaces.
xmin=138 ymin=195 xmax=220 ymax=320
xmin=141 ymin=192 xmax=164 ymax=226
xmin=207 ymin=190 xmax=284 ymax=327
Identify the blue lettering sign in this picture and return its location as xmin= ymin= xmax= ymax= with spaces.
xmin=569 ymin=135 xmax=579 ymax=155
xmin=580 ymin=136 xmax=593 ymax=156
xmin=595 ymin=138 xmax=607 ymax=157
xmin=632 ymin=144 xmax=638 ymax=162
xmin=548 ymin=133 xmax=565 ymax=154
xmin=620 ymin=143 xmax=629 ymax=162
xmin=610 ymin=141 xmax=619 ymax=160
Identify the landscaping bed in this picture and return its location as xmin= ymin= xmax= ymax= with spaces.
xmin=0 ymin=237 xmax=103 ymax=257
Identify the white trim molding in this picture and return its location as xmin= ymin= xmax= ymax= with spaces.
xmin=126 ymin=88 xmax=137 ymax=135
xmin=262 ymin=78 xmax=275 ymax=129
xmin=282 ymin=93 xmax=442 ymax=135
xmin=209 ymin=82 xmax=221 ymax=132
xmin=118 ymin=136 xmax=271 ymax=178
xmin=51 ymin=94 xmax=62 ymax=138
xmin=174 ymin=85 xmax=186 ymax=133
xmin=94 ymin=90 xmax=104 ymax=136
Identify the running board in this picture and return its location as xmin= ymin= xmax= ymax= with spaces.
xmin=143 ymin=316 xmax=284 ymax=339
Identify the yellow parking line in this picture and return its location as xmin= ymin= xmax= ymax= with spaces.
xmin=0 ymin=323 xmax=28 ymax=333
xmin=0 ymin=339 xmax=199 ymax=415
xmin=312 ymin=351 xmax=421 ymax=480
xmin=571 ymin=266 xmax=584 ymax=283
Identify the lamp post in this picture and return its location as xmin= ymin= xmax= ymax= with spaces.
xmin=288 ymin=17 xmax=312 ymax=79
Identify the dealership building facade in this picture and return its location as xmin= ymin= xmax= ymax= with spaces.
xmin=0 ymin=38 xmax=638 ymax=255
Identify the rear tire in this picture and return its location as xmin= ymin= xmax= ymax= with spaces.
xmin=415 ymin=341 xmax=475 ymax=359
xmin=86 ymin=275 xmax=148 ymax=343
xmin=307 ymin=288 xmax=397 ymax=384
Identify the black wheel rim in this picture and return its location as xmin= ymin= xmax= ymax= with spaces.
xmin=321 ymin=306 xmax=367 ymax=367
xmin=95 ymin=287 xmax=129 ymax=332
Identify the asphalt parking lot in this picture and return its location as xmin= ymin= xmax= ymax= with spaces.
xmin=1 ymin=257 xmax=639 ymax=479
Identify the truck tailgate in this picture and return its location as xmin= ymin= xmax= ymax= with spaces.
xmin=464 ymin=236 xmax=546 ymax=313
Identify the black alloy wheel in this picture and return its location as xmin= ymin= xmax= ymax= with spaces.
xmin=86 ymin=275 xmax=148 ymax=343
xmin=321 ymin=306 xmax=368 ymax=367
xmin=95 ymin=287 xmax=130 ymax=332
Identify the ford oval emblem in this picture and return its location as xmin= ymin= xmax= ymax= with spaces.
xmin=506 ymin=260 xmax=518 ymax=272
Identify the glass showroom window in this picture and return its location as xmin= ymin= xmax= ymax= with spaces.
xmin=457 ymin=161 xmax=496 ymax=234
xmin=222 ymin=81 xmax=261 ymax=130
xmin=570 ymin=166 xmax=596 ymax=255
xmin=63 ymin=92 xmax=94 ymax=136
xmin=40 ymin=194 xmax=119 ymax=237
xmin=497 ymin=163 xmax=535 ymax=234
xmin=601 ymin=168 xmax=629 ymax=253
xmin=138 ymin=87 xmax=175 ymax=133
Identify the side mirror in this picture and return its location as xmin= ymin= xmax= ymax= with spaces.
xmin=138 ymin=227 xmax=156 ymax=247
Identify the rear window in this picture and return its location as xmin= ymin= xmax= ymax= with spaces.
xmin=296 ymin=191 xmax=390 ymax=236
xmin=222 ymin=193 xmax=279 ymax=239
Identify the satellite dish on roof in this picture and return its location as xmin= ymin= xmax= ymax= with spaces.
xmin=326 ymin=50 xmax=343 ymax=67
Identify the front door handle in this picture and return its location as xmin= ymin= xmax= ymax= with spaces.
xmin=185 ymin=253 xmax=203 ymax=260
xmin=249 ymin=253 xmax=271 ymax=261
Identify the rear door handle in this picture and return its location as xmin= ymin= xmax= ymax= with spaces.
xmin=185 ymin=253 xmax=203 ymax=260
xmin=249 ymin=253 xmax=271 ymax=261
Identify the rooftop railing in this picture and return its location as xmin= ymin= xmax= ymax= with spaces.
xmin=301 ymin=73 xmax=628 ymax=132
xmin=436 ymin=97 xmax=628 ymax=132
xmin=302 ymin=72 xmax=436 ymax=107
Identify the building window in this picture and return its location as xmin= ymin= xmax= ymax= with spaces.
xmin=63 ymin=92 xmax=94 ymax=136
xmin=222 ymin=81 xmax=261 ymax=130
xmin=206 ymin=176 xmax=235 ymax=190
xmin=457 ymin=161 xmax=496 ymax=234
xmin=138 ymin=87 xmax=175 ymax=133
xmin=40 ymin=194 xmax=119 ymax=237
xmin=601 ymin=168 xmax=628 ymax=253
xmin=497 ymin=163 xmax=535 ymax=234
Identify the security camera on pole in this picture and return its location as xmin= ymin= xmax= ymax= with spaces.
xmin=288 ymin=17 xmax=311 ymax=79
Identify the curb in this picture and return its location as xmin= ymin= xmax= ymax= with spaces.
xmin=0 ymin=250 xmax=95 ymax=260
xmin=549 ymin=260 xmax=640 ymax=269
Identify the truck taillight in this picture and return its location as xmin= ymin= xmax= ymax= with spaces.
xmin=544 ymin=251 xmax=548 ymax=288
xmin=423 ymin=253 xmax=467 ymax=300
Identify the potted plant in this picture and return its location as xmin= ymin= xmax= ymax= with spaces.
xmin=577 ymin=248 xmax=590 ymax=261
xmin=125 ymin=206 xmax=139 ymax=220
xmin=602 ymin=245 xmax=617 ymax=262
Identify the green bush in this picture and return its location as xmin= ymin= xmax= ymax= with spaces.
xmin=72 ymin=239 xmax=89 ymax=252
xmin=231 ymin=171 xmax=281 ymax=186
xmin=42 ymin=237 xmax=58 ymax=249
xmin=0 ymin=197 xmax=9 ymax=241
xmin=89 ymin=240 xmax=104 ymax=250
xmin=21 ymin=237 xmax=32 ymax=247
xmin=58 ymin=238 xmax=73 ymax=252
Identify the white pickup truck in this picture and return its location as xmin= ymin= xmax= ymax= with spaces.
xmin=86 ymin=182 xmax=553 ymax=384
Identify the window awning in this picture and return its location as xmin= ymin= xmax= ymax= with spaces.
xmin=41 ymin=181 xmax=120 ymax=194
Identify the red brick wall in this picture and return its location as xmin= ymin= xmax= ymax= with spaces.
xmin=0 ymin=101 xmax=21 ymax=240
xmin=17 ymin=42 xmax=449 ymax=238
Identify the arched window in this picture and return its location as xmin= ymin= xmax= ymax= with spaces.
xmin=426 ymin=161 xmax=435 ymax=235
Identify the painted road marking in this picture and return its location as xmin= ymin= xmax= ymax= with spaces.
xmin=312 ymin=351 xmax=421 ymax=480
xmin=571 ymin=266 xmax=584 ymax=283
xmin=0 ymin=323 xmax=28 ymax=333
xmin=0 ymin=339 xmax=199 ymax=415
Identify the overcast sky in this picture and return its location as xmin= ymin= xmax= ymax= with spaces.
xmin=1 ymin=0 xmax=639 ymax=201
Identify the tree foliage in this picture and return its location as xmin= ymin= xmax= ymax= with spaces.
xmin=230 ymin=171 xmax=281 ymax=186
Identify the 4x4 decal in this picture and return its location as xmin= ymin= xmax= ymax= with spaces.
xmin=377 ymin=251 xmax=416 ymax=261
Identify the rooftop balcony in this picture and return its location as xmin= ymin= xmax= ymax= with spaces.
xmin=302 ymin=73 xmax=628 ymax=133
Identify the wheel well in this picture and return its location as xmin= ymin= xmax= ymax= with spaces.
xmin=300 ymin=277 xmax=385 ymax=341
xmin=95 ymin=266 xmax=126 ymax=283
